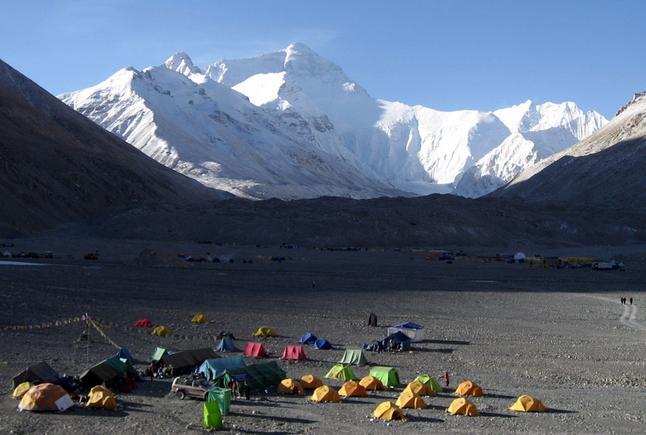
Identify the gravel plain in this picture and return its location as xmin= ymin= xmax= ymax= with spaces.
xmin=0 ymin=238 xmax=644 ymax=434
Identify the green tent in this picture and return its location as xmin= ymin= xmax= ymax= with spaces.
xmin=338 ymin=348 xmax=368 ymax=366
xmin=80 ymin=356 xmax=136 ymax=388
xmin=203 ymin=401 xmax=222 ymax=429
xmin=215 ymin=361 xmax=286 ymax=392
xmin=415 ymin=374 xmax=442 ymax=393
xmin=370 ymin=366 xmax=399 ymax=388
xmin=325 ymin=364 xmax=358 ymax=381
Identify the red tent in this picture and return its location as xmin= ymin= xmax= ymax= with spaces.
xmin=281 ymin=345 xmax=307 ymax=361
xmin=133 ymin=319 xmax=153 ymax=328
xmin=244 ymin=342 xmax=268 ymax=358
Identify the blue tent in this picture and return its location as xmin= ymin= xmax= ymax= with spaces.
xmin=198 ymin=357 xmax=247 ymax=381
xmin=313 ymin=338 xmax=332 ymax=350
xmin=115 ymin=347 xmax=134 ymax=364
xmin=380 ymin=332 xmax=411 ymax=350
xmin=216 ymin=337 xmax=239 ymax=352
xmin=298 ymin=332 xmax=317 ymax=345
xmin=392 ymin=322 xmax=423 ymax=330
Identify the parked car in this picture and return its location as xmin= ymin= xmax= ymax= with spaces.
xmin=170 ymin=376 xmax=210 ymax=400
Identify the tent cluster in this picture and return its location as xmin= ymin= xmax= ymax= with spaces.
xmin=298 ymin=332 xmax=333 ymax=350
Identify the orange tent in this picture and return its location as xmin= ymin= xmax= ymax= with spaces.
xmin=244 ymin=342 xmax=268 ymax=358
xmin=373 ymin=401 xmax=405 ymax=421
xmin=310 ymin=385 xmax=340 ymax=403
xmin=18 ymin=383 xmax=73 ymax=412
xmin=277 ymin=379 xmax=304 ymax=395
xmin=338 ymin=380 xmax=367 ymax=397
xmin=403 ymin=380 xmax=434 ymax=397
xmin=300 ymin=375 xmax=323 ymax=390
xmin=509 ymin=395 xmax=546 ymax=412
xmin=86 ymin=385 xmax=117 ymax=410
xmin=280 ymin=345 xmax=307 ymax=361
xmin=396 ymin=390 xmax=426 ymax=409
xmin=359 ymin=375 xmax=384 ymax=391
xmin=454 ymin=380 xmax=483 ymax=397
xmin=447 ymin=398 xmax=479 ymax=416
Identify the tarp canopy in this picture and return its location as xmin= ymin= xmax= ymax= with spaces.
xmin=300 ymin=374 xmax=323 ymax=390
xmin=216 ymin=337 xmax=239 ymax=352
xmin=338 ymin=380 xmax=367 ymax=397
xmin=133 ymin=319 xmax=152 ymax=328
xmin=392 ymin=322 xmax=423 ymax=330
xmin=373 ymin=401 xmax=405 ymax=421
xmin=79 ymin=356 xmax=136 ymax=388
xmin=18 ymin=383 xmax=73 ymax=412
xmin=325 ymin=364 xmax=358 ymax=381
xmin=386 ymin=326 xmax=425 ymax=342
xmin=252 ymin=326 xmax=275 ymax=337
xmin=455 ymin=380 xmax=483 ymax=397
xmin=298 ymin=332 xmax=317 ymax=345
xmin=369 ymin=366 xmax=400 ymax=388
xmin=198 ymin=357 xmax=247 ymax=381
xmin=447 ymin=398 xmax=479 ymax=416
xmin=12 ymin=361 xmax=59 ymax=388
xmin=244 ymin=342 xmax=267 ymax=358
xmin=509 ymin=395 xmax=546 ymax=412
xmin=310 ymin=385 xmax=340 ymax=403
xmin=338 ymin=348 xmax=368 ymax=366
xmin=415 ymin=374 xmax=442 ymax=394
xmin=396 ymin=390 xmax=426 ymax=409
xmin=281 ymin=345 xmax=307 ymax=361
xmin=313 ymin=338 xmax=332 ymax=350
xmin=221 ymin=362 xmax=286 ymax=392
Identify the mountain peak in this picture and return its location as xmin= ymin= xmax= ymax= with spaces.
xmin=164 ymin=51 xmax=201 ymax=75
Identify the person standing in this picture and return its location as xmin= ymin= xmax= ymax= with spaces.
xmin=630 ymin=297 xmax=633 ymax=305
xmin=443 ymin=371 xmax=450 ymax=388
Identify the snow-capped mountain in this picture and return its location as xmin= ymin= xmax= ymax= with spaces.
xmin=455 ymin=100 xmax=608 ymax=196
xmin=60 ymin=54 xmax=400 ymax=199
xmin=60 ymin=43 xmax=607 ymax=199
xmin=494 ymin=92 xmax=646 ymax=209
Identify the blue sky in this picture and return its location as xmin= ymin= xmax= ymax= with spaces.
xmin=2 ymin=0 xmax=644 ymax=116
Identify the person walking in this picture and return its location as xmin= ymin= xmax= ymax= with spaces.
xmin=443 ymin=371 xmax=450 ymax=388
xmin=630 ymin=297 xmax=633 ymax=305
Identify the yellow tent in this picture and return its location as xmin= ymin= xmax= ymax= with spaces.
xmin=447 ymin=398 xmax=479 ymax=416
xmin=310 ymin=385 xmax=340 ymax=403
xmin=403 ymin=380 xmax=433 ymax=397
xmin=87 ymin=385 xmax=117 ymax=410
xmin=373 ymin=401 xmax=405 ymax=421
xmin=338 ymin=380 xmax=367 ymax=397
xmin=396 ymin=390 xmax=426 ymax=409
xmin=12 ymin=382 xmax=33 ymax=399
xmin=359 ymin=375 xmax=384 ymax=391
xmin=278 ymin=379 xmax=304 ymax=395
xmin=191 ymin=313 xmax=207 ymax=324
xmin=509 ymin=395 xmax=546 ymax=412
xmin=151 ymin=325 xmax=171 ymax=337
xmin=18 ymin=383 xmax=73 ymax=412
xmin=454 ymin=380 xmax=483 ymax=397
xmin=253 ymin=326 xmax=275 ymax=337
xmin=300 ymin=374 xmax=323 ymax=390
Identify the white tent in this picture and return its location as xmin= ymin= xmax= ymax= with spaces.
xmin=387 ymin=322 xmax=426 ymax=342
xmin=513 ymin=252 xmax=526 ymax=262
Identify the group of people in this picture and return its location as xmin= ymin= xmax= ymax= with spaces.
xmin=620 ymin=297 xmax=634 ymax=305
